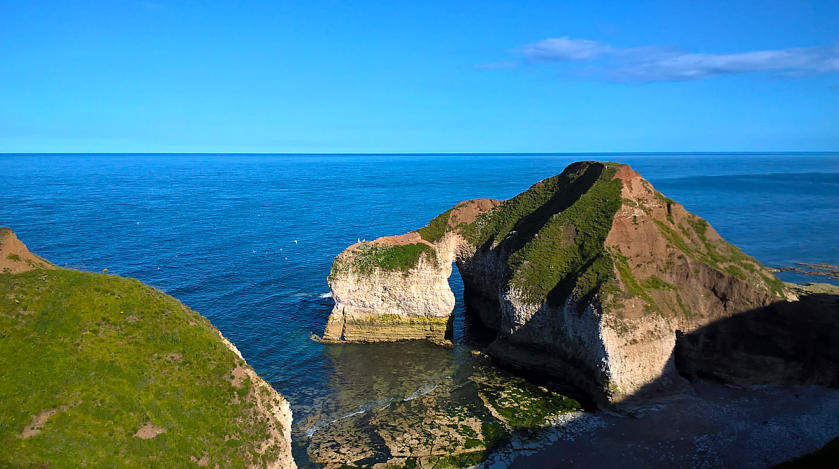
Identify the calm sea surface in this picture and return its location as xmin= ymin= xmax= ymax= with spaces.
xmin=2 ymin=153 xmax=838 ymax=465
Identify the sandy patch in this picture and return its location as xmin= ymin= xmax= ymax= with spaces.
xmin=191 ymin=454 xmax=210 ymax=466
xmin=19 ymin=405 xmax=70 ymax=439
xmin=0 ymin=228 xmax=53 ymax=274
xmin=133 ymin=422 xmax=167 ymax=439
xmin=448 ymin=198 xmax=501 ymax=227
xmin=230 ymin=365 xmax=248 ymax=388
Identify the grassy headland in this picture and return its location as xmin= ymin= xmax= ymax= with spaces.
xmin=0 ymin=264 xmax=290 ymax=467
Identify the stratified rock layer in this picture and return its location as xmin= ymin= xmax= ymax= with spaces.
xmin=324 ymin=232 xmax=456 ymax=342
xmin=324 ymin=162 xmax=793 ymax=404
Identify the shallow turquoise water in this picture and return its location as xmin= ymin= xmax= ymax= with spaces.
xmin=1 ymin=153 xmax=837 ymax=464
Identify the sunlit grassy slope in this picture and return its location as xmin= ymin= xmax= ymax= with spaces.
xmin=0 ymin=267 xmax=283 ymax=467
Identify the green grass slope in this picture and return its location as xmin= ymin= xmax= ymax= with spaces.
xmin=458 ymin=161 xmax=623 ymax=307
xmin=0 ymin=267 xmax=289 ymax=468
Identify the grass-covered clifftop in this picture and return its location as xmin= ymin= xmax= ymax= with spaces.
xmin=411 ymin=162 xmax=625 ymax=307
xmin=502 ymin=164 xmax=623 ymax=306
xmin=428 ymin=161 xmax=785 ymax=311
xmin=0 ymin=232 xmax=293 ymax=468
xmin=330 ymin=241 xmax=438 ymax=277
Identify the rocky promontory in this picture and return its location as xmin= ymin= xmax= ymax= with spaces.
xmin=322 ymin=161 xmax=799 ymax=404
xmin=0 ymin=227 xmax=52 ymax=273
xmin=0 ymin=229 xmax=295 ymax=468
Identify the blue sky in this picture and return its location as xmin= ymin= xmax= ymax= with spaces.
xmin=1 ymin=0 xmax=837 ymax=153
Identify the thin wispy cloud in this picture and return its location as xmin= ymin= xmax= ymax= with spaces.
xmin=520 ymin=37 xmax=611 ymax=61
xmin=486 ymin=36 xmax=839 ymax=82
xmin=476 ymin=61 xmax=517 ymax=70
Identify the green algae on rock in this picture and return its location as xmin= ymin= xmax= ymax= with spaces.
xmin=0 ymin=229 xmax=295 ymax=468
xmin=322 ymin=161 xmax=792 ymax=404
xmin=301 ymin=348 xmax=583 ymax=469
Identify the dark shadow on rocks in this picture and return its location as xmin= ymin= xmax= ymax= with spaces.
xmin=673 ymin=292 xmax=839 ymax=388
xmin=486 ymin=338 xmax=608 ymax=410
xmin=460 ymin=300 xmax=499 ymax=348
xmin=495 ymin=163 xmax=603 ymax=256
xmin=613 ymin=291 xmax=839 ymax=411
xmin=505 ymin=292 xmax=839 ymax=468
xmin=487 ymin=291 xmax=839 ymax=413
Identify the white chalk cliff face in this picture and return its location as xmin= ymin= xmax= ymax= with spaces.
xmin=323 ymin=232 xmax=455 ymax=342
xmin=322 ymin=162 xmax=790 ymax=404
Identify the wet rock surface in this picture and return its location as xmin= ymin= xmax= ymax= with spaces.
xmin=772 ymin=263 xmax=839 ymax=282
xmin=507 ymin=382 xmax=839 ymax=469
xmin=291 ymin=342 xmax=582 ymax=468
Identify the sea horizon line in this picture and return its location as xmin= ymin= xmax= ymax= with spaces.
xmin=1 ymin=151 xmax=838 ymax=157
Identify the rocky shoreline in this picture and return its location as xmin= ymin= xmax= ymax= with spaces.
xmin=504 ymin=381 xmax=839 ymax=469
xmin=310 ymin=160 xmax=839 ymax=467
xmin=771 ymin=263 xmax=839 ymax=282
xmin=320 ymin=161 xmax=812 ymax=405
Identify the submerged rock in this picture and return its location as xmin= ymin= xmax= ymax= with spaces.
xmin=323 ymin=161 xmax=796 ymax=404
xmin=301 ymin=346 xmax=582 ymax=468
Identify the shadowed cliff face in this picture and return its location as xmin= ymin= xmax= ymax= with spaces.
xmin=323 ymin=161 xmax=791 ymax=404
xmin=675 ymin=290 xmax=839 ymax=387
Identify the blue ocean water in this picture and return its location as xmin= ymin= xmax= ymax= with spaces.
xmin=1 ymin=153 xmax=838 ymax=463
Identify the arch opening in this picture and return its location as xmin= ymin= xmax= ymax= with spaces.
xmin=446 ymin=262 xmax=498 ymax=347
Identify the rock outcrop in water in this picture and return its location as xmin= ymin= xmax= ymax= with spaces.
xmin=324 ymin=232 xmax=456 ymax=343
xmin=323 ymin=161 xmax=794 ymax=403
xmin=323 ymin=199 xmax=501 ymax=343
xmin=0 ymin=229 xmax=295 ymax=468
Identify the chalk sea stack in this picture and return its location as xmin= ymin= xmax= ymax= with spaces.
xmin=0 ymin=229 xmax=295 ymax=468
xmin=323 ymin=161 xmax=794 ymax=403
